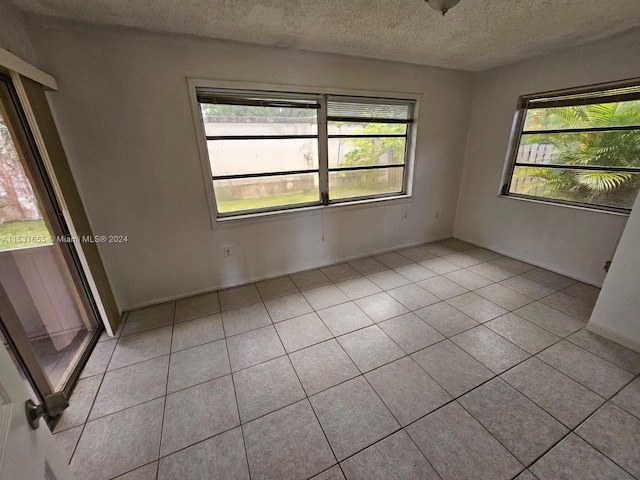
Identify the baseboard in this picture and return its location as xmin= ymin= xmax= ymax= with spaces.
xmin=122 ymin=233 xmax=455 ymax=311
xmin=587 ymin=322 xmax=640 ymax=354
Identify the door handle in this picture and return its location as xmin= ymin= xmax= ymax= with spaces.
xmin=25 ymin=392 xmax=69 ymax=429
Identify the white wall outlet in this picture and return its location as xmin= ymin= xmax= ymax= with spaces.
xmin=223 ymin=247 xmax=233 ymax=258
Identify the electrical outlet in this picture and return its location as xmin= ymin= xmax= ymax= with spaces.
xmin=434 ymin=210 xmax=440 ymax=220
xmin=223 ymin=247 xmax=233 ymax=258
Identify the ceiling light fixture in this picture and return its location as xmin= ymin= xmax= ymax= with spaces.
xmin=425 ymin=0 xmax=461 ymax=15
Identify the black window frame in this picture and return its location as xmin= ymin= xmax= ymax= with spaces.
xmin=501 ymin=79 xmax=640 ymax=214
xmin=196 ymin=87 xmax=416 ymax=219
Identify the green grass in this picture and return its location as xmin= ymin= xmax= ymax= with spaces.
xmin=216 ymin=186 xmax=400 ymax=213
xmin=0 ymin=219 xmax=51 ymax=250
xmin=217 ymin=191 xmax=318 ymax=213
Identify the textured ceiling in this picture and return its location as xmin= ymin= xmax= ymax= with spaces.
xmin=9 ymin=0 xmax=640 ymax=71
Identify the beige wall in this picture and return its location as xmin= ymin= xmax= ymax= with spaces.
xmin=454 ymin=28 xmax=640 ymax=286
xmin=24 ymin=17 xmax=475 ymax=310
xmin=0 ymin=2 xmax=40 ymax=68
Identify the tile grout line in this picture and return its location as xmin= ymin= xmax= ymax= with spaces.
xmin=260 ymin=296 xmax=346 ymax=479
xmin=450 ymin=399 xmax=527 ymax=471
xmin=438 ymin=341 xmax=640 ymax=475
xmin=396 ymin=331 xmax=623 ymax=471
xmin=608 ymin=377 xmax=640 ymax=423
xmin=108 ymin=459 xmax=158 ymax=480
xmin=531 ymin=339 xmax=637 ymax=399
xmin=318 ymin=317 xmax=444 ymax=472
xmin=328 ymin=330 xmax=445 ymax=476
xmin=61 ymin=311 xmax=130 ymax=468
xmin=151 ymin=301 xmax=177 ymax=479
xmin=561 ymin=336 xmax=640 ymax=376
xmin=498 ymin=364 xmax=608 ymax=432
xmin=509 ymin=371 xmax=640 ymax=478
xmin=220 ymin=304 xmax=253 ymax=480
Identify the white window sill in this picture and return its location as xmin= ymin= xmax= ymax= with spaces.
xmin=498 ymin=193 xmax=631 ymax=217
xmin=214 ymin=194 xmax=413 ymax=228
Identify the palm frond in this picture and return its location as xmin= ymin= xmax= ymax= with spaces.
xmin=573 ymin=171 xmax=633 ymax=192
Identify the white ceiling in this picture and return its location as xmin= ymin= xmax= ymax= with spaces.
xmin=10 ymin=0 xmax=640 ymax=71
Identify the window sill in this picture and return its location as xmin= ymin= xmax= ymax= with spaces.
xmin=214 ymin=194 xmax=413 ymax=228
xmin=497 ymin=193 xmax=631 ymax=216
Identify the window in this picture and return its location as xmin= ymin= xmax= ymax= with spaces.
xmin=196 ymin=88 xmax=415 ymax=218
xmin=502 ymin=81 xmax=640 ymax=212
xmin=327 ymin=97 xmax=412 ymax=201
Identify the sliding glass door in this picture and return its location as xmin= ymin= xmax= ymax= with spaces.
xmin=0 ymin=73 xmax=101 ymax=411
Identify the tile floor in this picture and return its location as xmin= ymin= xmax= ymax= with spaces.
xmin=52 ymin=238 xmax=640 ymax=480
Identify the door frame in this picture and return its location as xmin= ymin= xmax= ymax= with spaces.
xmin=0 ymin=72 xmax=103 ymax=413
xmin=11 ymin=71 xmax=120 ymax=336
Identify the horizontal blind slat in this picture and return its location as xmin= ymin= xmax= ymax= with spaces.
xmin=196 ymin=88 xmax=321 ymax=109
xmin=526 ymin=84 xmax=640 ymax=109
xmin=326 ymin=95 xmax=414 ymax=121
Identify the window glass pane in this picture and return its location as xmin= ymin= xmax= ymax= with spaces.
xmin=0 ymin=112 xmax=50 ymax=250
xmin=214 ymin=173 xmax=319 ymax=213
xmin=329 ymin=167 xmax=404 ymax=200
xmin=328 ymin=121 xmax=407 ymax=136
xmin=208 ymin=139 xmax=318 ymax=176
xmin=509 ymin=165 xmax=640 ymax=209
xmin=518 ymin=130 xmax=640 ymax=168
xmin=0 ymin=328 xmax=39 ymax=402
xmin=201 ymin=104 xmax=317 ymax=136
xmin=328 ymin=137 xmax=406 ymax=169
xmin=523 ymin=100 xmax=640 ymax=131
xmin=327 ymin=121 xmax=407 ymax=136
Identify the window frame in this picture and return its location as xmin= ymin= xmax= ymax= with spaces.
xmin=188 ymin=79 xmax=419 ymax=225
xmin=501 ymin=78 xmax=640 ymax=214
xmin=199 ymin=89 xmax=323 ymax=217
xmin=326 ymin=95 xmax=413 ymax=206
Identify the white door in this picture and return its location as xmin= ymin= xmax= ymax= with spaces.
xmin=0 ymin=343 xmax=76 ymax=480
